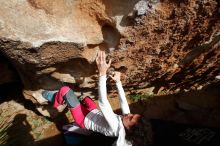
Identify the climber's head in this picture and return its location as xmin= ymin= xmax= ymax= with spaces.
xmin=122 ymin=113 xmax=141 ymax=130
xmin=123 ymin=114 xmax=150 ymax=145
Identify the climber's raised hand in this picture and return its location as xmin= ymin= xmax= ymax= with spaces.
xmin=96 ymin=51 xmax=112 ymax=76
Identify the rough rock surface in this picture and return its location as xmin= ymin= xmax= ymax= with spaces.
xmin=114 ymin=0 xmax=220 ymax=93
xmin=0 ymin=0 xmax=220 ymax=116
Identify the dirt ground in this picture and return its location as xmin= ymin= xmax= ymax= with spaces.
xmin=0 ymin=81 xmax=220 ymax=146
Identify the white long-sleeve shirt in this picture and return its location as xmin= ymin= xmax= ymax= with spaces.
xmin=84 ymin=75 xmax=132 ymax=146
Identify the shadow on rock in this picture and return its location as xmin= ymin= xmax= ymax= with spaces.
xmin=6 ymin=114 xmax=34 ymax=146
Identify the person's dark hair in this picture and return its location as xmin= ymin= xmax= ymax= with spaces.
xmin=125 ymin=117 xmax=153 ymax=146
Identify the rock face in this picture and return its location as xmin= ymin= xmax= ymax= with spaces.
xmin=0 ymin=0 xmax=220 ymax=116
xmin=115 ymin=0 xmax=220 ymax=93
xmin=0 ymin=53 xmax=19 ymax=85
xmin=0 ymin=0 xmax=142 ymax=89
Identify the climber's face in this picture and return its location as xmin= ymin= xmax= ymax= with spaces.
xmin=122 ymin=114 xmax=141 ymax=130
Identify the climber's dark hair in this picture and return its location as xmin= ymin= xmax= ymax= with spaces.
xmin=125 ymin=117 xmax=153 ymax=146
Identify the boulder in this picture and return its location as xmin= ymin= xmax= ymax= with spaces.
xmin=0 ymin=0 xmax=220 ymax=117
